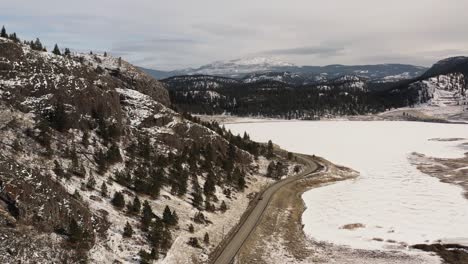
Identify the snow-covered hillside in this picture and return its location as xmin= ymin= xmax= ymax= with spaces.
xmin=177 ymin=57 xmax=295 ymax=77
xmin=412 ymin=73 xmax=467 ymax=106
xmin=0 ymin=36 xmax=299 ymax=264
xmin=330 ymin=75 xmax=368 ymax=90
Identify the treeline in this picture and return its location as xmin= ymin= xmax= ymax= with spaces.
xmin=168 ymin=79 xmax=417 ymax=119
xmin=1 ymin=25 xmax=71 ymax=56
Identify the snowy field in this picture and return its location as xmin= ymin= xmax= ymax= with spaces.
xmin=226 ymin=121 xmax=468 ymax=252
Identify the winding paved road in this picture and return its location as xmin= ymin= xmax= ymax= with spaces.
xmin=212 ymin=154 xmax=321 ymax=264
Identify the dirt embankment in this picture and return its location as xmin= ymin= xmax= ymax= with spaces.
xmin=236 ymin=157 xmax=441 ymax=264
xmin=412 ymin=244 xmax=468 ymax=264
xmin=409 ymin=149 xmax=468 ymax=200
xmin=408 ymin=142 xmax=468 ymax=263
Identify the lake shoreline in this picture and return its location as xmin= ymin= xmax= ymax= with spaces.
xmin=198 ymin=113 xmax=468 ymax=126
xmin=236 ymin=156 xmax=441 ymax=263
xmin=225 ymin=118 xmax=468 ymax=263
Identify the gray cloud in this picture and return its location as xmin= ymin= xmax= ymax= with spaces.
xmin=112 ymin=38 xmax=198 ymax=53
xmin=193 ymin=23 xmax=258 ymax=37
xmin=3 ymin=0 xmax=468 ymax=70
xmin=260 ymin=46 xmax=345 ymax=58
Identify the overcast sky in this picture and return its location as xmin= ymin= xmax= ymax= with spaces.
xmin=3 ymin=0 xmax=468 ymax=70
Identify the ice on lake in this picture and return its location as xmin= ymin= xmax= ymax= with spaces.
xmin=227 ymin=121 xmax=468 ymax=250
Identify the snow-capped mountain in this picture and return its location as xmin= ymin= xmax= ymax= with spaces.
xmin=142 ymin=58 xmax=427 ymax=81
xmin=176 ymin=57 xmax=295 ymax=77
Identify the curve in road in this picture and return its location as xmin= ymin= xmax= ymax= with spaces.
xmin=212 ymin=154 xmax=322 ymax=264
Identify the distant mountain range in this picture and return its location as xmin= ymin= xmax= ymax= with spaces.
xmin=140 ymin=57 xmax=428 ymax=82
xmin=163 ymin=56 xmax=468 ymax=120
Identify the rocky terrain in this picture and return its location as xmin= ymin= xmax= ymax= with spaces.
xmin=0 ymin=36 xmax=297 ymax=263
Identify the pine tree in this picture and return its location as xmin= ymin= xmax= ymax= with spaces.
xmin=128 ymin=196 xmax=141 ymax=215
xmin=220 ymin=200 xmax=228 ymax=212
xmin=139 ymin=249 xmax=152 ymax=264
xmin=52 ymin=44 xmax=61 ymax=55
xmin=175 ymin=169 xmax=188 ymax=196
xmin=162 ymin=206 xmax=174 ymax=226
xmin=0 ymin=26 xmax=7 ymax=38
xmin=188 ymin=224 xmax=194 ymax=233
xmin=237 ymin=173 xmax=246 ymax=191
xmin=32 ymin=38 xmax=43 ymax=51
xmin=53 ymin=160 xmax=65 ymax=178
xmin=106 ymin=143 xmax=122 ymax=164
xmin=48 ymin=100 xmax=68 ymax=132
xmin=267 ymin=140 xmax=274 ymax=158
xmin=243 ymin=131 xmax=250 ymax=141
xmin=64 ymin=48 xmax=71 ymax=56
xmin=203 ymin=232 xmax=210 ymax=244
xmin=148 ymin=168 xmax=163 ymax=198
xmin=148 ymin=219 xmax=163 ymax=247
xmin=100 ymin=182 xmax=108 ymax=197
xmin=203 ymin=171 xmax=216 ymax=197
xmin=160 ymin=226 xmax=172 ymax=251
xmin=9 ymin=33 xmax=19 ymax=43
xmin=111 ymin=191 xmax=125 ymax=209
xmin=151 ymin=247 xmax=159 ymax=260
xmin=123 ymin=222 xmax=133 ymax=238
xmin=86 ymin=176 xmax=96 ymax=189
xmin=141 ymin=200 xmax=154 ymax=230
xmin=267 ymin=161 xmax=276 ymax=178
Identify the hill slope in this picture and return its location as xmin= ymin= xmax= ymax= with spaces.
xmin=0 ymin=37 xmax=294 ymax=263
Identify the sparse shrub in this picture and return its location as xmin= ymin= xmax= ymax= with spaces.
xmin=12 ymin=139 xmax=21 ymax=152
xmin=188 ymin=237 xmax=201 ymax=248
xmin=193 ymin=211 xmax=206 ymax=224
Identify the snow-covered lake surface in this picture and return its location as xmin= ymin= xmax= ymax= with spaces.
xmin=226 ymin=121 xmax=468 ymax=251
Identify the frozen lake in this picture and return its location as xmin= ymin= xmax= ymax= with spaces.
xmin=227 ymin=121 xmax=468 ymax=251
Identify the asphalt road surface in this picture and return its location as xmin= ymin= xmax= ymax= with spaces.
xmin=212 ymin=154 xmax=321 ymax=264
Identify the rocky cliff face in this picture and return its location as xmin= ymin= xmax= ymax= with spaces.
xmin=0 ymin=37 xmax=285 ymax=263
xmin=411 ymin=73 xmax=467 ymax=106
